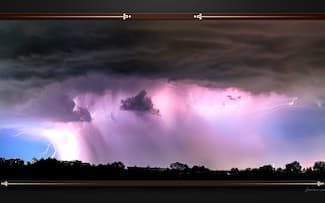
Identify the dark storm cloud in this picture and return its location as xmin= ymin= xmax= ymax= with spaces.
xmin=0 ymin=72 xmax=164 ymax=122
xmin=2 ymin=20 xmax=325 ymax=102
xmin=120 ymin=90 xmax=160 ymax=115
xmin=23 ymin=86 xmax=92 ymax=122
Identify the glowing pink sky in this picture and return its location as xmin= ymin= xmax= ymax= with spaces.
xmin=5 ymin=75 xmax=321 ymax=170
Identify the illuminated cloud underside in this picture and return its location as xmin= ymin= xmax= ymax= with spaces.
xmin=1 ymin=75 xmax=322 ymax=170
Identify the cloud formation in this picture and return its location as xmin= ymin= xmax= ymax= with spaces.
xmin=21 ymin=86 xmax=92 ymax=122
xmin=120 ymin=90 xmax=160 ymax=115
xmin=1 ymin=20 xmax=325 ymax=98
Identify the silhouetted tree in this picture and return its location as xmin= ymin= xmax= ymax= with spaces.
xmin=31 ymin=157 xmax=38 ymax=164
xmin=258 ymin=165 xmax=275 ymax=177
xmin=170 ymin=162 xmax=189 ymax=171
xmin=0 ymin=158 xmax=5 ymax=166
xmin=191 ymin=165 xmax=209 ymax=175
xmin=285 ymin=161 xmax=302 ymax=174
xmin=1 ymin=157 xmax=325 ymax=180
xmin=111 ymin=161 xmax=125 ymax=170
xmin=230 ymin=168 xmax=239 ymax=176
xmin=313 ymin=161 xmax=325 ymax=173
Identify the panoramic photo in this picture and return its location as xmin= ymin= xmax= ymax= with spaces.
xmin=1 ymin=20 xmax=325 ymax=180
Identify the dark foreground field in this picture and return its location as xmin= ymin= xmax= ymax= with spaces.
xmin=0 ymin=186 xmax=324 ymax=203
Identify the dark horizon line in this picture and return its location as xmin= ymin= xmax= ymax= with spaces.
xmin=1 ymin=157 xmax=324 ymax=171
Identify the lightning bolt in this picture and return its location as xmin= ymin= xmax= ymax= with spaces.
xmin=51 ymin=143 xmax=57 ymax=158
xmin=40 ymin=143 xmax=51 ymax=158
xmin=253 ymin=97 xmax=302 ymax=117
xmin=12 ymin=131 xmax=24 ymax=137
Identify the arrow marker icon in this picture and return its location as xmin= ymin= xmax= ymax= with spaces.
xmin=1 ymin=181 xmax=8 ymax=187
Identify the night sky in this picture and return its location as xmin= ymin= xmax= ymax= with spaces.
xmin=1 ymin=20 xmax=325 ymax=169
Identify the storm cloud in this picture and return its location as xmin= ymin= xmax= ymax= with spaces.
xmin=22 ymin=87 xmax=92 ymax=122
xmin=1 ymin=20 xmax=325 ymax=97
xmin=120 ymin=90 xmax=160 ymax=115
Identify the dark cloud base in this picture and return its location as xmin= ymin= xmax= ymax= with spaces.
xmin=1 ymin=20 xmax=325 ymax=123
xmin=120 ymin=90 xmax=160 ymax=116
xmin=1 ymin=21 xmax=325 ymax=95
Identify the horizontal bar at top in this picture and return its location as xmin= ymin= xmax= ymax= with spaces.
xmin=0 ymin=0 xmax=325 ymax=13
xmin=1 ymin=13 xmax=325 ymax=20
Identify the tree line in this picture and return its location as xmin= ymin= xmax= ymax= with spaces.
xmin=1 ymin=158 xmax=325 ymax=180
